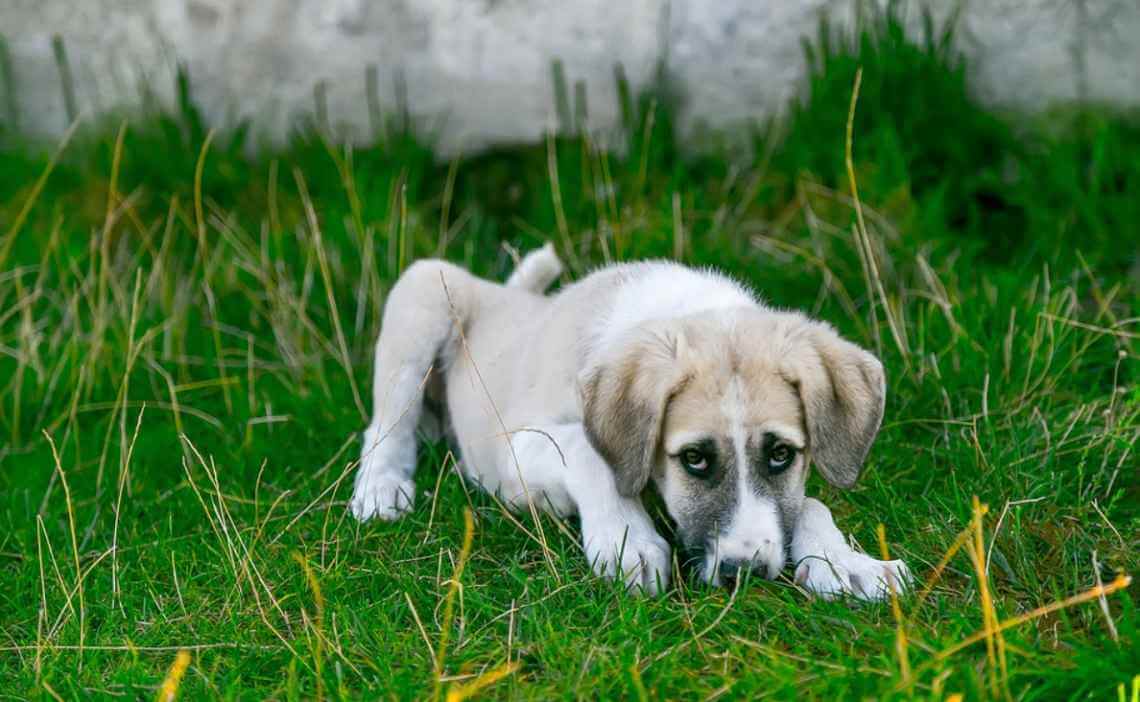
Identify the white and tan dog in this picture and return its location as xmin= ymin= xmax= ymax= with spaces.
xmin=350 ymin=245 xmax=910 ymax=599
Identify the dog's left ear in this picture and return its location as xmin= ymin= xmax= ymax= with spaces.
xmin=581 ymin=324 xmax=686 ymax=497
xmin=785 ymin=323 xmax=886 ymax=488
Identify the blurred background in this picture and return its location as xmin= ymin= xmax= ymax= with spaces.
xmin=3 ymin=1 xmax=1139 ymax=153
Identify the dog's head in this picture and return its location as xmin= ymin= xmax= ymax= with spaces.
xmin=582 ymin=307 xmax=885 ymax=585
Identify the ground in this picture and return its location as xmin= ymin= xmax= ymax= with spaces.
xmin=1 ymin=12 xmax=1137 ymax=701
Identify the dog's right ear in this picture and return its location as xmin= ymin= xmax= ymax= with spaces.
xmin=782 ymin=322 xmax=886 ymax=489
xmin=581 ymin=325 xmax=686 ymax=497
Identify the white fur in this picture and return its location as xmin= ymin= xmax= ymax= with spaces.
xmin=709 ymin=491 xmax=785 ymax=583
xmin=707 ymin=376 xmax=787 ymax=581
xmin=791 ymin=498 xmax=912 ymax=601
xmin=585 ymin=263 xmax=754 ymax=368
xmin=506 ymin=242 xmax=563 ymax=292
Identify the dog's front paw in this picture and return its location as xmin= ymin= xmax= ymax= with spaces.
xmin=350 ymin=472 xmax=416 ymax=522
xmin=583 ymin=522 xmax=671 ymax=596
xmin=795 ymin=553 xmax=912 ymax=601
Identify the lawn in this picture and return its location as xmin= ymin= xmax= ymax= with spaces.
xmin=1 ymin=11 xmax=1137 ymax=700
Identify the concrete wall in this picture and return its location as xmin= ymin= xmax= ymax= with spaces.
xmin=2 ymin=0 xmax=1138 ymax=154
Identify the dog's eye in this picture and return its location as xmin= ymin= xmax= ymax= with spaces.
xmin=680 ymin=448 xmax=710 ymax=476
xmin=768 ymin=445 xmax=796 ymax=474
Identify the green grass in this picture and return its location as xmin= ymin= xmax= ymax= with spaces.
xmin=1 ymin=8 xmax=1138 ymax=700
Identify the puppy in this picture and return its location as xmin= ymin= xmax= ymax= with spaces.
xmin=350 ymin=245 xmax=910 ymax=598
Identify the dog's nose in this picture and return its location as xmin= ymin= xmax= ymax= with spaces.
xmin=717 ymin=559 xmax=749 ymax=586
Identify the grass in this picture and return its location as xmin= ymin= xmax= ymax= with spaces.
xmin=1 ymin=8 xmax=1138 ymax=700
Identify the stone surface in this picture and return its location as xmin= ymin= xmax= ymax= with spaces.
xmin=2 ymin=0 xmax=1137 ymax=154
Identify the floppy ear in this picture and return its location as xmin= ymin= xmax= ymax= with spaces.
xmin=581 ymin=326 xmax=686 ymax=497
xmin=786 ymin=324 xmax=886 ymax=488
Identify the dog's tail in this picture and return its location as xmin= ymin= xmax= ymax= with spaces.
xmin=507 ymin=242 xmax=564 ymax=293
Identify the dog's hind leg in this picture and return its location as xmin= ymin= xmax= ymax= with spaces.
xmin=506 ymin=242 xmax=563 ymax=293
xmin=351 ymin=259 xmax=482 ymax=522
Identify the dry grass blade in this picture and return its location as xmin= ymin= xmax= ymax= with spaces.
xmin=635 ymin=98 xmax=656 ymax=196
xmin=1117 ymin=674 xmax=1139 ymax=702
xmin=1091 ymin=550 xmax=1120 ymax=642
xmin=156 ymin=649 xmax=192 ymax=702
xmin=96 ymin=122 xmax=129 ymax=312
xmin=965 ymin=495 xmax=1009 ymax=699
xmin=876 ymin=524 xmax=911 ymax=688
xmin=672 ymin=191 xmax=685 ymax=261
xmin=180 ymin=436 xmax=300 ymax=654
xmin=844 ymin=67 xmax=910 ymax=368
xmin=111 ymin=404 xmax=146 ymax=610
xmin=439 ymin=156 xmax=461 ymax=251
xmin=644 ymin=575 xmax=742 ymax=671
xmin=41 ymin=430 xmax=84 ymax=666
xmin=434 ymin=508 xmax=476 ymax=702
xmin=546 ymin=135 xmax=578 ymax=271
xmin=293 ymin=168 xmax=367 ymax=421
xmin=397 ymin=174 xmax=409 ymax=275
xmin=193 ymin=130 xmax=216 ymax=263
xmin=405 ymin=591 xmax=436 ymax=662
xmin=34 ymin=516 xmax=49 ymax=683
xmin=190 ymin=129 xmax=233 ymax=415
xmin=731 ymin=635 xmax=889 ymax=676
xmin=629 ymin=661 xmax=650 ymax=702
xmin=935 ymin=573 xmax=1131 ymax=661
xmin=908 ymin=503 xmax=989 ymax=618
xmin=292 ymin=551 xmax=326 ymax=701
xmin=0 ymin=118 xmax=80 ymax=271
xmin=445 ymin=661 xmax=521 ymax=702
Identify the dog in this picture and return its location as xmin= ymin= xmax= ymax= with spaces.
xmin=349 ymin=245 xmax=910 ymax=599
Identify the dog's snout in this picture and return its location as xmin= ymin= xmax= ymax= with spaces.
xmin=719 ymin=559 xmax=745 ymax=576
xmin=716 ymin=558 xmax=749 ymax=586
xmin=705 ymin=532 xmax=785 ymax=586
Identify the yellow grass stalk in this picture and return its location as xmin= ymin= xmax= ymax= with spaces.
xmin=1117 ymin=674 xmax=1139 ymax=702
xmin=0 ymin=118 xmax=80 ymax=271
xmin=934 ymin=573 xmax=1131 ymax=661
xmin=445 ymin=661 xmax=521 ymax=702
xmin=629 ymin=661 xmax=650 ymax=702
xmin=193 ymin=130 xmax=216 ymax=263
xmin=42 ymin=431 xmax=84 ymax=666
xmin=156 ymin=649 xmax=192 ymax=702
xmin=434 ymin=508 xmax=476 ymax=702
xmin=293 ymin=169 xmax=367 ymax=420
xmin=877 ymin=523 xmax=911 ymax=688
xmin=908 ymin=503 xmax=989 ymax=619
xmin=845 ymin=67 xmax=910 ymax=369
xmin=292 ymin=552 xmax=326 ymax=701
xmin=966 ymin=495 xmax=1009 ymax=699
xmin=546 ymin=135 xmax=577 ymax=269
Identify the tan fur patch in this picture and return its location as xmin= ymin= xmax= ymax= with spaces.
xmin=656 ymin=309 xmax=882 ymax=488
xmin=661 ymin=314 xmax=805 ymax=457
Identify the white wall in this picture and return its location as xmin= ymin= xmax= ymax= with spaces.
xmin=3 ymin=0 xmax=1137 ymax=154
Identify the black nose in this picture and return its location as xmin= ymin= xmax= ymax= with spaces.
xmin=717 ymin=559 xmax=749 ymax=586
